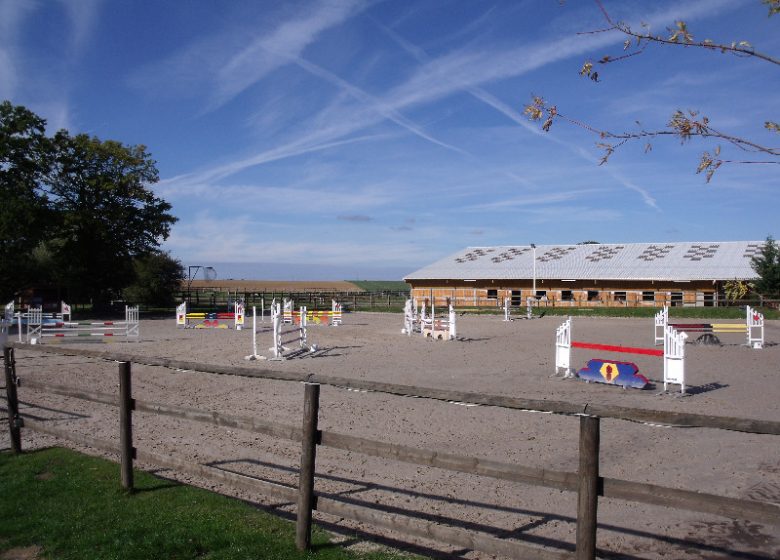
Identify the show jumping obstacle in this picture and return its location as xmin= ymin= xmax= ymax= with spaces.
xmin=282 ymin=299 xmax=342 ymax=326
xmin=245 ymin=300 xmax=316 ymax=361
xmin=654 ymin=305 xmax=764 ymax=349
xmin=503 ymin=297 xmax=535 ymax=321
xmin=4 ymin=302 xmax=73 ymax=343
xmin=26 ymin=305 xmax=139 ymax=343
xmin=556 ymin=318 xmax=688 ymax=393
xmin=176 ymin=301 xmax=245 ymax=330
xmin=402 ymin=298 xmax=457 ymax=340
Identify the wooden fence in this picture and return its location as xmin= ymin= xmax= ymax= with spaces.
xmin=4 ymin=343 xmax=780 ymax=559
xmin=177 ymin=289 xmax=410 ymax=312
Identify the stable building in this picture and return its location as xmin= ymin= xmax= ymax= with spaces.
xmin=404 ymin=241 xmax=764 ymax=308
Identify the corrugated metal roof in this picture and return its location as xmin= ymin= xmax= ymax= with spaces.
xmin=404 ymin=241 xmax=764 ymax=281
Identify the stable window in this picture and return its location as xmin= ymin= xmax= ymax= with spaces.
xmin=671 ymin=292 xmax=683 ymax=306
xmin=642 ymin=291 xmax=655 ymax=302
xmin=613 ymin=291 xmax=627 ymax=302
xmin=703 ymin=292 xmax=714 ymax=307
xmin=561 ymin=290 xmax=573 ymax=301
xmin=535 ymin=290 xmax=547 ymax=300
xmin=511 ymin=290 xmax=522 ymax=306
xmin=587 ymin=290 xmax=599 ymax=301
xmin=487 ymin=289 xmax=498 ymax=299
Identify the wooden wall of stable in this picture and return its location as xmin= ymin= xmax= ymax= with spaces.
xmin=407 ymin=279 xmax=721 ymax=307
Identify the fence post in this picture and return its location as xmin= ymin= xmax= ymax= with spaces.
xmin=296 ymin=383 xmax=320 ymax=550
xmin=576 ymin=415 xmax=600 ymax=560
xmin=118 ymin=361 xmax=134 ymax=491
xmin=3 ymin=346 xmax=21 ymax=453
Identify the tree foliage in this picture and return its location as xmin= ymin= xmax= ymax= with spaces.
xmin=0 ymin=101 xmax=178 ymax=307
xmin=123 ymin=253 xmax=185 ymax=308
xmin=751 ymin=236 xmax=780 ymax=298
xmin=0 ymin=102 xmax=53 ymax=299
xmin=723 ymin=279 xmax=753 ymax=302
xmin=525 ymin=1 xmax=779 ymax=182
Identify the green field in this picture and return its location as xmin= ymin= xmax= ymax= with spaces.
xmin=0 ymin=448 xmax=410 ymax=560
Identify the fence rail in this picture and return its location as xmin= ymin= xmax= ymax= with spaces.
xmin=4 ymin=344 xmax=780 ymax=559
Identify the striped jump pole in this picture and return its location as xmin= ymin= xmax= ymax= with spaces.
xmin=556 ymin=318 xmax=687 ymax=393
xmin=175 ymin=301 xmax=244 ymax=329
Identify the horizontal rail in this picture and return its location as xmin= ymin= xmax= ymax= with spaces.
xmin=315 ymin=496 xmax=573 ymax=560
xmin=601 ymin=478 xmax=780 ymax=524
xmin=319 ymin=430 xmax=577 ymax=491
xmin=20 ymin=401 xmax=780 ymax=528
xmin=133 ymin=399 xmax=301 ymax=442
xmin=571 ymin=341 xmax=663 ymax=357
xmin=19 ymin=376 xmax=780 ymax=524
xmin=22 ymin=417 xmax=120 ymax=454
xmin=11 ymin=342 xmax=780 ymax=436
xmin=22 ymin=379 xmax=118 ymax=407
xmin=135 ymin=449 xmax=298 ymax=503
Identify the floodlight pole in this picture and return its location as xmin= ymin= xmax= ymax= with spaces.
xmin=531 ymin=244 xmax=537 ymax=297
xmin=186 ymin=265 xmax=203 ymax=304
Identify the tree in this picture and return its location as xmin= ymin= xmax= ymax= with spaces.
xmin=123 ymin=252 xmax=184 ymax=308
xmin=0 ymin=102 xmax=54 ymax=300
xmin=0 ymin=101 xmax=178 ymax=309
xmin=42 ymin=131 xmax=177 ymax=309
xmin=524 ymin=0 xmax=779 ymax=182
xmin=751 ymin=236 xmax=780 ymax=298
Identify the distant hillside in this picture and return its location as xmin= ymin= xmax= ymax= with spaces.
xmin=187 ymin=280 xmax=367 ymax=292
xmin=349 ymin=280 xmax=410 ymax=292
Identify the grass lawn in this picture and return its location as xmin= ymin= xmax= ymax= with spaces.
xmin=0 ymin=448 xmax=411 ymax=560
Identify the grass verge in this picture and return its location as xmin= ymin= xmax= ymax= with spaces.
xmin=0 ymin=447 xmax=411 ymax=560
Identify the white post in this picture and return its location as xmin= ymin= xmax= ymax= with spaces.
xmin=654 ymin=306 xmax=668 ymax=346
xmin=234 ymin=301 xmax=244 ymax=330
xmin=271 ymin=302 xmax=282 ymax=359
xmin=27 ymin=307 xmax=42 ymax=343
xmin=503 ymin=297 xmax=511 ymax=322
xmin=61 ymin=301 xmax=71 ymax=322
xmin=448 ymin=304 xmax=457 ymax=340
xmin=299 ymin=306 xmax=307 ymax=348
xmin=663 ymin=326 xmax=687 ymax=394
xmin=746 ymin=305 xmax=764 ymax=349
xmin=252 ymin=306 xmax=257 ymax=356
xmin=176 ymin=301 xmax=187 ymax=328
xmin=402 ymin=299 xmax=413 ymax=335
xmin=554 ymin=318 xmax=572 ymax=376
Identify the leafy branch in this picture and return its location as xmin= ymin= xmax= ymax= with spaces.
xmin=523 ymin=1 xmax=779 ymax=182
xmin=578 ymin=0 xmax=780 ymax=83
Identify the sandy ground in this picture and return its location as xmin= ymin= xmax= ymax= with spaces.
xmin=2 ymin=311 xmax=779 ymax=559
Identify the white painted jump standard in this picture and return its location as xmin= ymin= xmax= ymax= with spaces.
xmin=26 ymin=305 xmax=140 ymax=343
xmin=556 ymin=318 xmax=688 ymax=393
xmin=402 ymin=298 xmax=419 ymax=335
xmin=4 ymin=301 xmax=72 ymax=342
xmin=503 ymin=297 xmax=534 ymax=321
xmin=654 ymin=305 xmax=764 ymax=349
xmin=246 ymin=300 xmax=315 ymax=361
xmin=422 ymin=299 xmax=457 ymax=341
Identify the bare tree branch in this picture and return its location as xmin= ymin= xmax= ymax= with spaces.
xmin=580 ymin=0 xmax=780 ymax=73
xmin=523 ymin=1 xmax=779 ymax=182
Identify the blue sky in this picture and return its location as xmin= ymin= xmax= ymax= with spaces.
xmin=3 ymin=0 xmax=778 ymax=280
